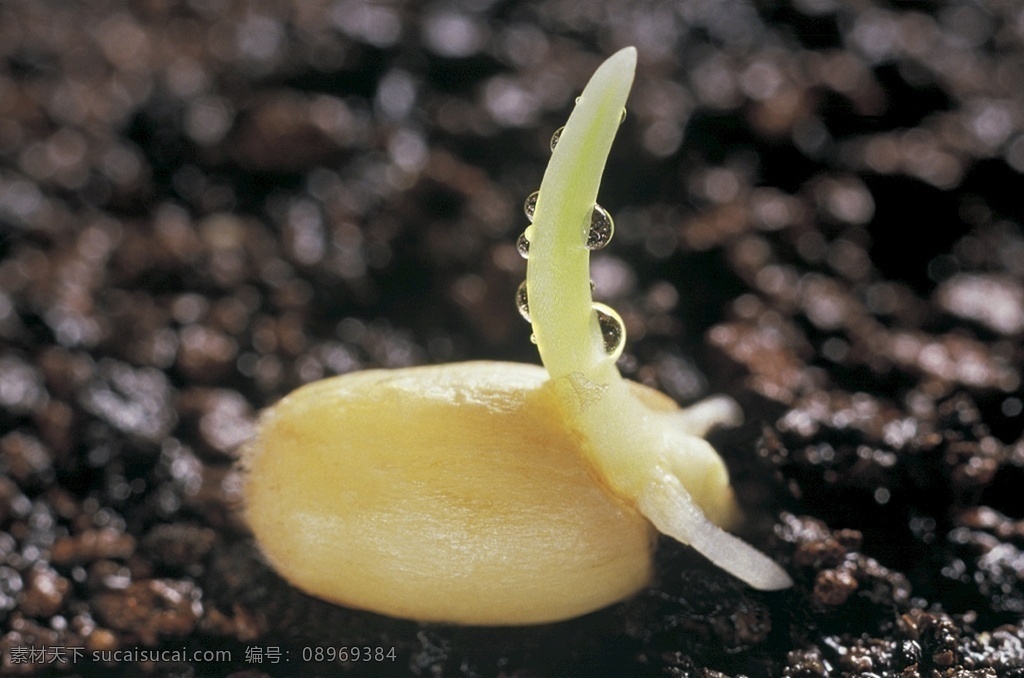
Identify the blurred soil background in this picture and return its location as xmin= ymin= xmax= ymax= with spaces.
xmin=2 ymin=0 xmax=1024 ymax=676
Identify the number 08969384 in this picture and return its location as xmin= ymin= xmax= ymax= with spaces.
xmin=301 ymin=646 xmax=397 ymax=662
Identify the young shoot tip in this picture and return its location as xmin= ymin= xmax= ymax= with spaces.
xmin=525 ymin=46 xmax=637 ymax=381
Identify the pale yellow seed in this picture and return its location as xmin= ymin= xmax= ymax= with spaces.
xmin=243 ymin=362 xmax=657 ymax=625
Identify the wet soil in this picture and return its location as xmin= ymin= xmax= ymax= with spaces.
xmin=2 ymin=1 xmax=1024 ymax=676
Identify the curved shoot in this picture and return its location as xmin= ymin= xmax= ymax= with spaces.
xmin=520 ymin=47 xmax=793 ymax=591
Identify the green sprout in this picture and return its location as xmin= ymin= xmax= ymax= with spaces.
xmin=522 ymin=47 xmax=791 ymax=591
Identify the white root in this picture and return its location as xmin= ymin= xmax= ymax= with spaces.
xmin=637 ymin=470 xmax=793 ymax=591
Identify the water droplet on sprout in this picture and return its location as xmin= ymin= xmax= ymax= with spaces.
xmin=516 ymin=232 xmax=530 ymax=258
xmin=524 ymin=191 xmax=539 ymax=222
xmin=593 ymin=303 xmax=625 ymax=359
xmin=587 ymin=204 xmax=614 ymax=250
xmin=516 ymin=280 xmax=530 ymax=321
xmin=550 ymin=126 xmax=564 ymax=151
xmin=529 ymin=333 xmax=538 ymax=344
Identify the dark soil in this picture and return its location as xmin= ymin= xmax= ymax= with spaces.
xmin=2 ymin=1 xmax=1024 ymax=676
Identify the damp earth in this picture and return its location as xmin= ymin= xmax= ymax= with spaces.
xmin=2 ymin=1 xmax=1024 ymax=677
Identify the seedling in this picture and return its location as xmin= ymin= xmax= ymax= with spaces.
xmin=243 ymin=47 xmax=791 ymax=626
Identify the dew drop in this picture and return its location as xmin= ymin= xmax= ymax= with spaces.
xmin=524 ymin=191 xmax=539 ymax=222
xmin=587 ymin=204 xmax=614 ymax=250
xmin=550 ymin=126 xmax=564 ymax=151
xmin=516 ymin=232 xmax=530 ymax=258
xmin=529 ymin=333 xmax=538 ymax=344
xmin=516 ymin=280 xmax=530 ymax=321
xmin=593 ymin=302 xmax=625 ymax=359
